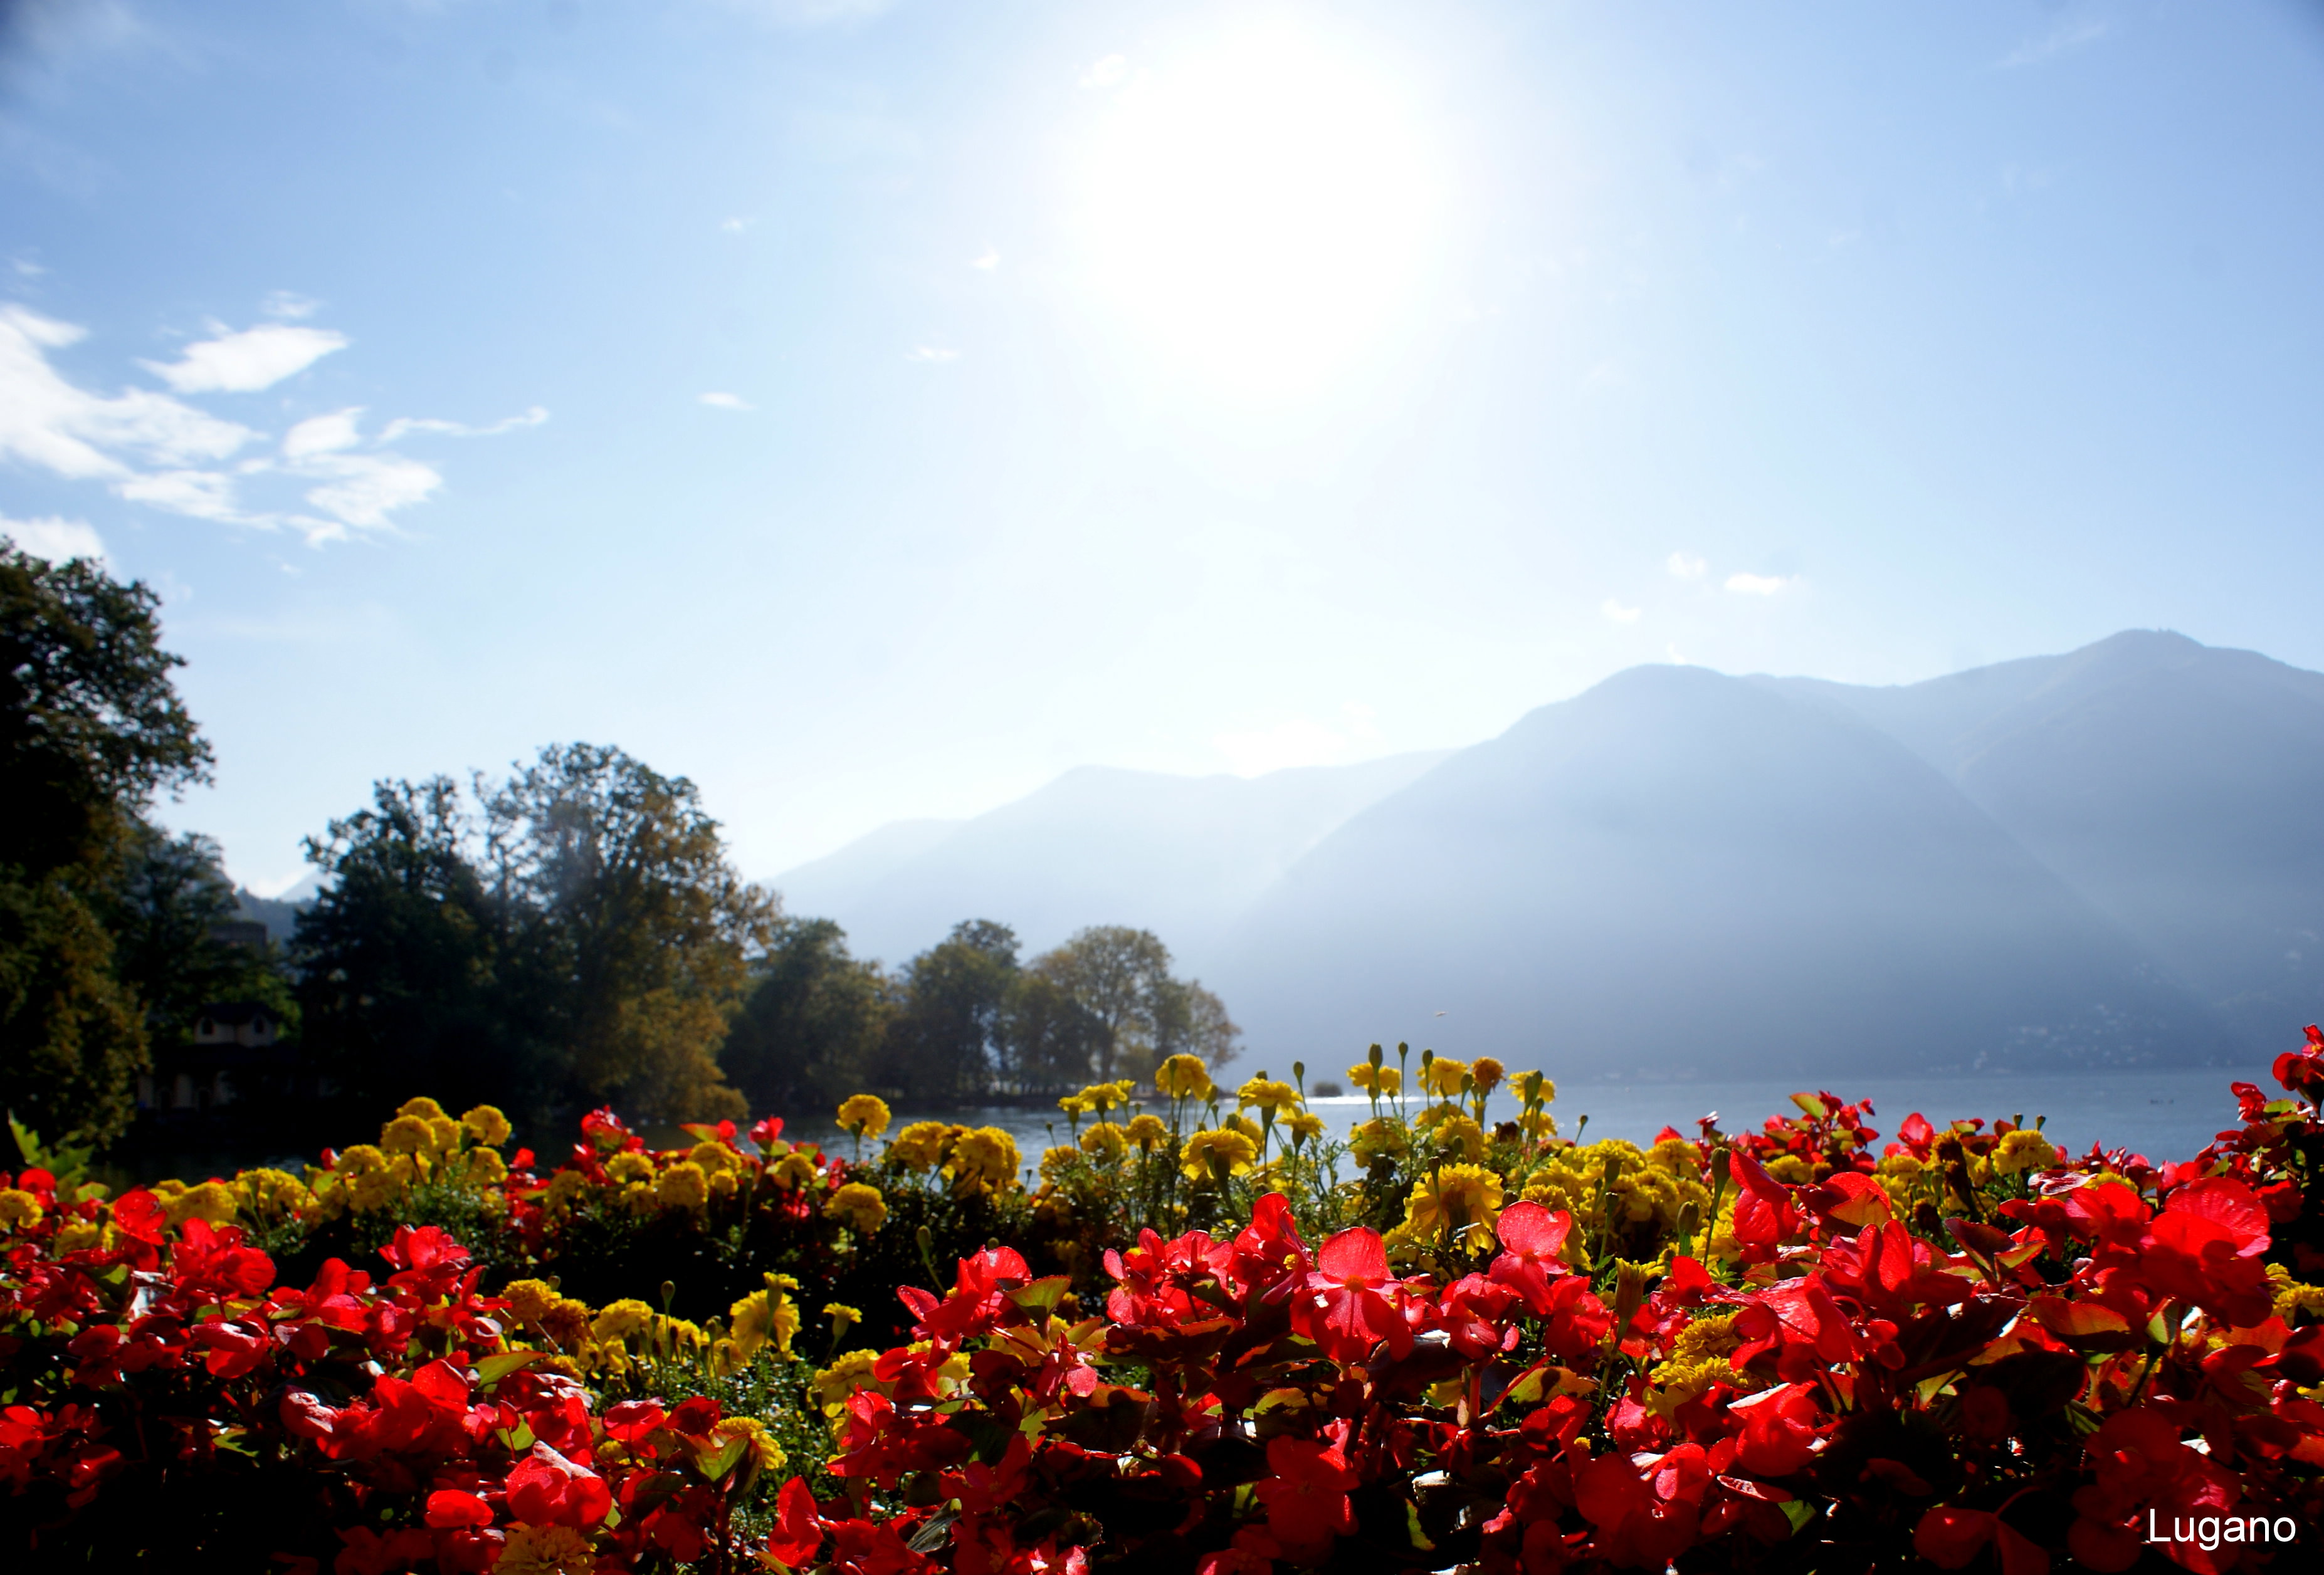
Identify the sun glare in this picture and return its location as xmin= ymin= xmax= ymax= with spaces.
xmin=1072 ymin=23 xmax=1439 ymax=402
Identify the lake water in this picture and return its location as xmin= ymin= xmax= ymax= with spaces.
xmin=796 ymin=1064 xmax=2273 ymax=1175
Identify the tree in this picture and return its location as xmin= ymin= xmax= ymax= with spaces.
xmin=104 ymin=823 xmax=297 ymax=1052
xmin=886 ymin=919 xmax=1019 ymax=1097
xmin=294 ymin=778 xmax=512 ymax=1118
xmin=482 ymin=743 xmax=775 ymax=1123
xmin=999 ymin=970 xmax=1105 ymax=1092
xmin=1011 ymin=926 xmax=1242 ymax=1087
xmin=720 ymin=918 xmax=894 ymax=1112
xmin=0 ymin=548 xmax=209 ymax=1146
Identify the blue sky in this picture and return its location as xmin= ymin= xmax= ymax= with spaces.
xmin=3 ymin=0 xmax=2320 ymax=892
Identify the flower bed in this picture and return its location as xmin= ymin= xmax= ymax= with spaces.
xmin=6 ymin=1035 xmax=2324 ymax=1571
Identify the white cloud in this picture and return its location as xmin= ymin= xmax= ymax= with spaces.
xmin=699 ymin=391 xmax=753 ymax=410
xmin=295 ymin=451 xmax=442 ymax=535
xmin=282 ymin=408 xmax=365 ymax=459
xmin=379 ymin=407 xmax=549 ymax=442
xmin=1997 ymin=18 xmax=2108 ymax=70
xmin=907 ymin=345 xmax=959 ymax=363
xmin=0 ymin=305 xmax=255 ymax=479
xmin=970 ymin=248 xmax=1000 ymax=271
xmin=261 ymin=291 xmax=320 ymax=320
xmin=1601 ymin=599 xmax=1642 ymax=624
xmin=1213 ymin=714 xmax=1350 ymax=777
xmin=1080 ymin=53 xmax=1128 ymax=89
xmin=140 ymin=322 xmax=347 ymax=394
xmin=1 ymin=512 xmax=105 ymax=563
xmin=1724 ymin=572 xmax=1795 ymax=596
xmin=721 ymin=217 xmax=750 ymax=233
xmin=1666 ymin=551 xmax=1707 ymax=580
xmin=117 ymin=469 xmax=246 ymax=521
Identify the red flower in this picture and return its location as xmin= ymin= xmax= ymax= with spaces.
xmin=764 ymin=1477 xmax=825 ymax=1569
xmin=424 ymin=1490 xmax=493 ymax=1529
xmin=1488 ymin=1201 xmax=1576 ymax=1315
xmin=2132 ymin=1177 xmax=2273 ymax=1326
xmin=1723 ymin=1381 xmax=1822 ymax=1477
xmin=1914 ymin=1506 xmax=2049 ymax=1575
xmin=1253 ymin=1435 xmax=1356 ymax=1558
xmin=1295 ymin=1227 xmax=1410 ymax=1364
xmin=505 ymin=1443 xmax=613 ymax=1528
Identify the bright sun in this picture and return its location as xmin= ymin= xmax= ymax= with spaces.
xmin=1073 ymin=23 xmax=1439 ymax=402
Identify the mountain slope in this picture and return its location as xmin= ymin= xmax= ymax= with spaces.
xmin=772 ymin=751 xmax=1453 ymax=968
xmin=1210 ymin=665 xmax=2216 ymax=1077
xmin=1767 ymin=631 xmax=2324 ymax=1044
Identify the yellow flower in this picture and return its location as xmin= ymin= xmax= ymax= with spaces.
xmin=233 ymin=1166 xmax=309 ymax=1220
xmin=592 ymin=1299 xmax=655 ymax=1344
xmin=540 ymin=1297 xmax=594 ymax=1351
xmin=1763 ymin=1154 xmax=1813 ymax=1186
xmin=54 ymin=1220 xmax=100 ymax=1253
xmin=164 ymin=1180 xmax=239 ymax=1227
xmin=774 ymin=1151 xmax=821 ymax=1189
xmin=1155 ymin=1054 xmax=1214 ymax=1102
xmin=1648 ymin=1312 xmax=1746 ymax=1415
xmin=395 ymin=1096 xmax=448 ymax=1122
xmin=605 ymin=1150 xmax=655 ymax=1185
xmin=824 ymin=1181 xmax=887 ymax=1232
xmin=1994 ymin=1128 xmax=2061 ymax=1177
xmin=544 ymin=1169 xmax=589 ymax=1213
xmin=1649 ymin=1137 xmax=1702 ymax=1179
xmin=1392 ymin=1163 xmax=1505 ymax=1249
xmin=1428 ymin=1113 xmax=1487 ymax=1163
xmin=496 ymin=1524 xmax=597 ymax=1575
xmin=424 ymin=1114 xmax=463 ymax=1158
xmin=1876 ymin=1152 xmax=1926 ymax=1180
xmin=458 ymin=1146 xmax=508 ymax=1187
xmin=1518 ymin=1108 xmax=1558 ymax=1140
xmin=824 ymin=1303 xmax=861 ymax=1338
xmin=710 ymin=1415 xmax=787 ymax=1475
xmin=1470 ymin=1057 xmax=1506 ymax=1096
xmin=380 ymin=1114 xmax=436 ymax=1157
xmin=689 ymin=1141 xmax=737 ymax=1175
xmin=1285 ymin=1110 xmax=1325 ymax=1143
xmin=950 ymin=1126 xmax=1021 ymax=1194
xmin=1349 ymin=1117 xmax=1409 ymax=1165
xmin=657 ymin=1161 xmax=710 ymax=1210
xmin=460 ymin=1104 xmax=513 ymax=1146
xmin=729 ymin=1284 xmax=801 ymax=1361
xmin=889 ymin=1121 xmax=954 ymax=1171
xmin=1075 ymin=1081 xmax=1137 ymax=1114
xmin=1222 ymin=1112 xmax=1263 ymax=1143
xmin=503 ymin=1278 xmax=559 ymax=1325
xmin=1039 ymin=1144 xmax=1082 ymax=1184
xmin=0 ymin=1190 xmax=43 ymax=1230
xmin=836 ymin=1094 xmax=892 ymax=1139
xmin=814 ymin=1349 xmax=883 ymax=1418
xmin=1180 ymin=1128 xmax=1256 ymax=1183
xmin=1422 ymin=1057 xmax=1471 ymax=1099
xmin=1125 ymin=1113 xmax=1168 ymax=1149
xmin=1056 ymin=1094 xmax=1093 ymax=1117
xmin=1079 ymin=1121 xmax=1127 ymax=1161
xmin=1348 ymin=1063 xmax=1401 ymax=1098
xmin=1236 ymin=1077 xmax=1301 ymax=1117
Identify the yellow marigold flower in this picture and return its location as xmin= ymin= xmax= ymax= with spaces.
xmin=774 ymin=1151 xmax=820 ymax=1189
xmin=1876 ymin=1152 xmax=1926 ymax=1180
xmin=1349 ymin=1117 xmax=1409 ymax=1165
xmin=0 ymin=1190 xmax=43 ymax=1230
xmin=1155 ymin=1054 xmax=1214 ymax=1101
xmin=1649 ymin=1137 xmax=1703 ymax=1180
xmin=1518 ymin=1108 xmax=1558 ymax=1140
xmin=1056 ymin=1094 xmax=1093 ymax=1117
xmin=1080 ymin=1121 xmax=1127 ymax=1161
xmin=1221 ymin=1112 xmax=1263 ymax=1143
xmin=395 ymin=1096 xmax=448 ymax=1122
xmin=1347 ymin=1063 xmax=1401 ymax=1098
xmin=951 ymin=1126 xmax=1021 ymax=1194
xmin=1994 ymin=1128 xmax=2061 ymax=1177
xmin=380 ymin=1114 xmax=436 ymax=1157
xmin=540 ymin=1297 xmax=593 ymax=1351
xmin=459 ymin=1146 xmax=508 ymax=1187
xmin=1236 ymin=1077 xmax=1300 ymax=1117
xmin=710 ymin=1415 xmax=787 ymax=1474
xmin=824 ymin=1181 xmax=887 ymax=1232
xmin=889 ymin=1120 xmax=954 ymax=1171
xmin=1648 ymin=1312 xmax=1746 ymax=1414
xmin=729 ymin=1285 xmax=801 ymax=1361
xmin=54 ymin=1220 xmax=100 ymax=1254
xmin=425 ymin=1114 xmax=463 ymax=1156
xmin=825 ymin=1303 xmax=861 ymax=1336
xmin=815 ymin=1349 xmax=883 ymax=1417
xmin=460 ymin=1104 xmax=513 ymax=1146
xmin=1422 ymin=1057 xmax=1471 ymax=1099
xmin=689 ymin=1140 xmax=737 ymax=1175
xmin=544 ymin=1169 xmax=589 ymax=1212
xmin=592 ymin=1299 xmax=655 ymax=1344
xmin=836 ymin=1094 xmax=892 ymax=1139
xmin=657 ymin=1161 xmax=710 ymax=1210
xmin=496 ymin=1524 xmax=597 ymax=1575
xmin=1470 ymin=1057 xmax=1506 ymax=1096
xmin=1180 ymin=1128 xmax=1256 ymax=1183
xmin=233 ymin=1166 xmax=309 ymax=1219
xmin=1076 ymin=1081 xmax=1137 ymax=1114
xmin=1285 ymin=1110 xmax=1325 ymax=1143
xmin=1125 ymin=1113 xmax=1168 ymax=1149
xmin=1039 ymin=1144 xmax=1081 ymax=1184
xmin=1762 ymin=1153 xmax=1812 ymax=1186
xmin=604 ymin=1150 xmax=655 ymax=1185
xmin=1393 ymin=1163 xmax=1505 ymax=1248
xmin=1429 ymin=1113 xmax=1487 ymax=1163
xmin=164 ymin=1180 xmax=239 ymax=1227
xmin=503 ymin=1278 xmax=560 ymax=1325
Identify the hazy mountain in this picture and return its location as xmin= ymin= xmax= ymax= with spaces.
xmin=1209 ymin=664 xmax=2220 ymax=1079
xmin=1764 ymin=631 xmax=2324 ymax=1047
xmin=234 ymin=871 xmax=323 ymax=948
xmin=773 ymin=751 xmax=1454 ymax=968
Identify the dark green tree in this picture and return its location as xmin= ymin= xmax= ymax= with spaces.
xmin=886 ymin=919 xmax=1019 ymax=1097
xmin=720 ymin=917 xmax=895 ymax=1112
xmin=104 ymin=823 xmax=297 ymax=1051
xmin=1011 ymin=926 xmax=1241 ymax=1086
xmin=0 ymin=548 xmax=209 ymax=1146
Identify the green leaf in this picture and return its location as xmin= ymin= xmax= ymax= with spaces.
xmin=477 ymin=1349 xmax=546 ymax=1386
xmin=1009 ymin=1275 xmax=1072 ymax=1315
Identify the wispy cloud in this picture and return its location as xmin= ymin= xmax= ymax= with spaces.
xmin=719 ymin=0 xmax=896 ymax=29
xmin=907 ymin=345 xmax=959 ymax=363
xmin=1996 ymin=17 xmax=2109 ymax=70
xmin=1080 ymin=53 xmax=1128 ymax=90
xmin=1 ymin=512 xmax=105 ymax=563
xmin=140 ymin=322 xmax=347 ymax=393
xmin=0 ymin=302 xmax=539 ymax=545
xmin=1601 ymin=599 xmax=1642 ymax=624
xmin=698 ymin=391 xmax=753 ymax=410
xmin=970 ymin=248 xmax=1000 ymax=271
xmin=1666 ymin=550 xmax=1707 ymax=581
xmin=261 ymin=291 xmax=319 ymax=320
xmin=1724 ymin=572 xmax=1796 ymax=596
